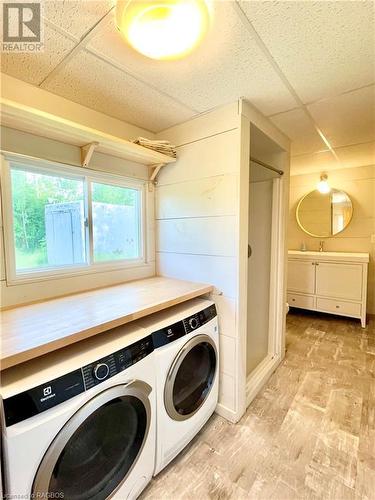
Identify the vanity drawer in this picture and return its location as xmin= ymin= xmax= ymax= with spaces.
xmin=316 ymin=298 xmax=361 ymax=317
xmin=287 ymin=293 xmax=315 ymax=309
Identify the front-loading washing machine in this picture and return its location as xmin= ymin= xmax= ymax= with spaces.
xmin=1 ymin=322 xmax=156 ymax=499
xmin=137 ymin=298 xmax=219 ymax=475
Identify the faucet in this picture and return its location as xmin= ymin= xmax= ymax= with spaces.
xmin=319 ymin=240 xmax=324 ymax=252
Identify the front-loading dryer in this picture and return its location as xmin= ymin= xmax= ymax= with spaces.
xmin=1 ymin=322 xmax=156 ymax=500
xmin=137 ymin=298 xmax=219 ymax=475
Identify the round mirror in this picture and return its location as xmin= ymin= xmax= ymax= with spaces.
xmin=296 ymin=189 xmax=353 ymax=237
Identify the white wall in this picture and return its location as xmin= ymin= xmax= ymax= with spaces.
xmin=155 ymin=103 xmax=241 ymax=421
xmin=0 ymin=76 xmax=156 ymax=308
xmin=288 ymin=165 xmax=375 ymax=315
xmin=155 ymin=101 xmax=290 ymax=421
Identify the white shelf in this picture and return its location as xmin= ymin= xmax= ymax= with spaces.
xmin=0 ymin=98 xmax=176 ymax=168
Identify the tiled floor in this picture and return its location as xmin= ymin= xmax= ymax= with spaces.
xmin=142 ymin=311 xmax=375 ymax=499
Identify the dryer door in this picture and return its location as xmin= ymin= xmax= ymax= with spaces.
xmin=164 ymin=334 xmax=217 ymax=421
xmin=32 ymin=381 xmax=151 ymax=499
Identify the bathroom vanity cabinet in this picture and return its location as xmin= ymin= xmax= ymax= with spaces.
xmin=287 ymin=251 xmax=369 ymax=327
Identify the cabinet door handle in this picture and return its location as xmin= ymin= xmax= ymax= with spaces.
xmin=336 ymin=305 xmax=340 ymax=309
xmin=316 ymin=262 xmax=319 ymax=266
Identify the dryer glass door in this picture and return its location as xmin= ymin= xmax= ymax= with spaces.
xmin=33 ymin=382 xmax=151 ymax=499
xmin=165 ymin=334 xmax=217 ymax=421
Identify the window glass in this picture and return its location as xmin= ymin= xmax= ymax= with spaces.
xmin=92 ymin=182 xmax=141 ymax=263
xmin=10 ymin=168 xmax=86 ymax=271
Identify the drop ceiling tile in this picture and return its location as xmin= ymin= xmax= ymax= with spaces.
xmin=239 ymin=0 xmax=375 ymax=103
xmin=308 ymin=86 xmax=375 ymax=148
xmin=290 ymin=150 xmax=339 ymax=176
xmin=43 ymin=0 xmax=114 ymax=40
xmin=334 ymin=141 xmax=375 ymax=169
xmin=86 ymin=2 xmax=298 ymax=116
xmin=290 ymin=142 xmax=375 ymax=176
xmin=42 ymin=50 xmax=196 ymax=132
xmin=270 ymin=108 xmax=327 ymax=156
xmin=0 ymin=24 xmax=75 ymax=85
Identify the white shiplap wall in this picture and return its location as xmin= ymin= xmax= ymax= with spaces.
xmin=155 ymin=101 xmax=291 ymax=421
xmin=155 ymin=104 xmax=241 ymax=419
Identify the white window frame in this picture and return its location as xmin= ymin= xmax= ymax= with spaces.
xmin=1 ymin=154 xmax=148 ymax=285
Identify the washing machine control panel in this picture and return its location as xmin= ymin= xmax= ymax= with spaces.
xmin=152 ymin=304 xmax=217 ymax=348
xmin=3 ymin=335 xmax=153 ymax=427
xmin=93 ymin=362 xmax=110 ymax=380
xmin=183 ymin=314 xmax=200 ymax=333
xmin=82 ymin=336 xmax=153 ymax=390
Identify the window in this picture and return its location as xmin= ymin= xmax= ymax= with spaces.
xmin=92 ymin=182 xmax=140 ymax=263
xmin=4 ymin=158 xmax=145 ymax=281
xmin=11 ymin=169 xmax=86 ymax=271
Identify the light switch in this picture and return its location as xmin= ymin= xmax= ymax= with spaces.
xmin=371 ymin=234 xmax=375 ymax=244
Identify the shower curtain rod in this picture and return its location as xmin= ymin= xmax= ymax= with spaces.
xmin=250 ymin=156 xmax=284 ymax=176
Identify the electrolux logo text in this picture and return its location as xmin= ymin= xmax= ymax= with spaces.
xmin=2 ymin=1 xmax=44 ymax=52
xmin=40 ymin=385 xmax=55 ymax=402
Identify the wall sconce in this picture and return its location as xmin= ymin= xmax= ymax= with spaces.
xmin=317 ymin=173 xmax=331 ymax=194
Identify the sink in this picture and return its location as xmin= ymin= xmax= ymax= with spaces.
xmin=288 ymin=250 xmax=369 ymax=262
xmin=289 ymin=250 xmax=333 ymax=256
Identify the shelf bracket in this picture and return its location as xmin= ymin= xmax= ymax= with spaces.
xmin=148 ymin=163 xmax=165 ymax=191
xmin=81 ymin=141 xmax=99 ymax=168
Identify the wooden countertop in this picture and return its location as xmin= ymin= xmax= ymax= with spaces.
xmin=0 ymin=277 xmax=214 ymax=370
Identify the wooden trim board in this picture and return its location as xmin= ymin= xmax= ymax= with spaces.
xmin=0 ymin=277 xmax=213 ymax=370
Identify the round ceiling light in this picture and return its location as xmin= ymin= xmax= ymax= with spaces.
xmin=116 ymin=0 xmax=210 ymax=60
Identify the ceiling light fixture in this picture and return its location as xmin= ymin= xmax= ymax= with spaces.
xmin=317 ymin=173 xmax=331 ymax=194
xmin=116 ymin=0 xmax=210 ymax=60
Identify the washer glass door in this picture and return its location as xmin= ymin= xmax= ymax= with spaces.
xmin=33 ymin=382 xmax=151 ymax=499
xmin=165 ymin=334 xmax=217 ymax=420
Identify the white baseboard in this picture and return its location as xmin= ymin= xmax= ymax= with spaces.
xmin=246 ymin=353 xmax=282 ymax=407
xmin=215 ymin=402 xmax=240 ymax=423
xmin=216 ymin=354 xmax=283 ymax=421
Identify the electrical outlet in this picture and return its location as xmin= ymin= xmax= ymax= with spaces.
xmin=371 ymin=234 xmax=375 ymax=244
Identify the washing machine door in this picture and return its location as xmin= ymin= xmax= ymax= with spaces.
xmin=32 ymin=381 xmax=151 ymax=499
xmin=164 ymin=334 xmax=217 ymax=421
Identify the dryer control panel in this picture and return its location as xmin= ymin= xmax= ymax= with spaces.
xmin=152 ymin=304 xmax=217 ymax=348
xmin=3 ymin=335 xmax=153 ymax=427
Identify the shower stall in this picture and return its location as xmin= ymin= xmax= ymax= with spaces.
xmin=243 ymin=122 xmax=289 ymax=407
